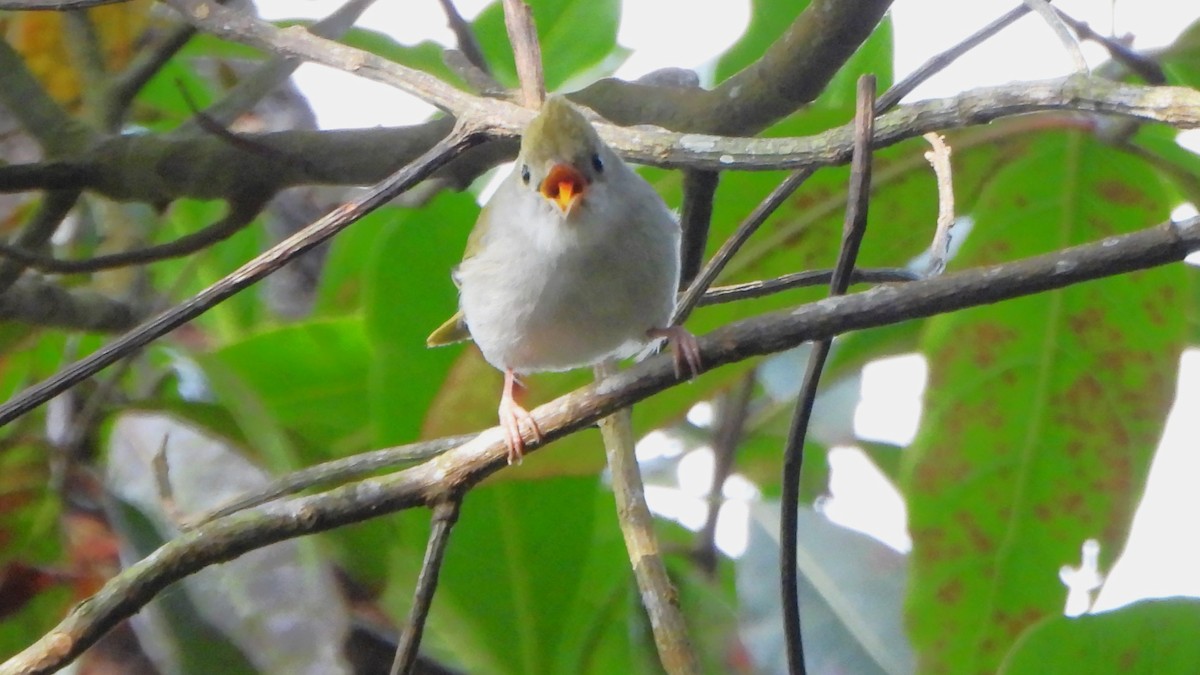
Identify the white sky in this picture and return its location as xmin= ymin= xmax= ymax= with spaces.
xmin=253 ymin=0 xmax=1200 ymax=614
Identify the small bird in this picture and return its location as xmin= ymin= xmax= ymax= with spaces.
xmin=427 ymin=95 xmax=700 ymax=464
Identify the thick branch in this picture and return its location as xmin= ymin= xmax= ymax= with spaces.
xmin=0 ymin=276 xmax=139 ymax=331
xmin=0 ymin=0 xmax=129 ymax=7
xmin=1 ymin=77 xmax=1194 ymax=201
xmin=5 ymin=215 xmax=1198 ymax=675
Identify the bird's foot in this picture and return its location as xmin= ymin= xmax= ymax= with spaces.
xmin=499 ymin=370 xmax=542 ymax=464
xmin=648 ymin=326 xmax=702 ymax=379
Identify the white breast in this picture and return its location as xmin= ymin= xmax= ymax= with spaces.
xmin=457 ymin=169 xmax=680 ymax=374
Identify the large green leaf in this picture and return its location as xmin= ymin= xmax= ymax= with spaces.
xmin=999 ymin=599 xmax=1200 ymax=674
xmin=904 ymin=132 xmax=1187 ymax=674
xmin=364 ymin=191 xmax=476 ymax=446
xmin=408 ymin=475 xmax=632 ymax=674
xmin=202 ymin=317 xmax=373 ymax=463
xmin=472 ymin=0 xmax=623 ymax=92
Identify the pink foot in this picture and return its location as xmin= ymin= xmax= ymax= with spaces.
xmin=499 ymin=369 xmax=542 ymax=464
xmin=648 ymin=326 xmax=702 ymax=379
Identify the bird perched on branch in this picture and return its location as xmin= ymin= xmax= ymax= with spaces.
xmin=427 ymin=95 xmax=700 ymax=464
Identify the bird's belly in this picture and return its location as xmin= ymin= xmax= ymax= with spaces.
xmin=459 ymin=244 xmax=676 ymax=374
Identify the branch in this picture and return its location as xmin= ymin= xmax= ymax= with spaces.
xmin=0 ymin=36 xmax=92 ymax=155
xmin=0 ymin=276 xmax=140 ymax=331
xmin=2 ymin=77 xmax=1195 ymax=201
xmin=595 ymin=363 xmax=698 ymax=674
xmin=389 ymin=499 xmax=461 ymax=675
xmin=176 ymin=0 xmax=377 ymax=133
xmin=699 ymin=268 xmax=919 ymax=306
xmin=5 ymin=214 xmax=1198 ymax=675
xmin=0 ymin=0 xmax=130 ymax=7
xmin=782 ymin=75 xmax=877 ymax=675
xmin=163 ymin=0 xmax=473 ymax=115
xmin=501 ymin=0 xmax=544 ymax=109
xmin=0 ymin=190 xmax=80 ymax=291
xmin=0 ymin=195 xmax=267 ymax=273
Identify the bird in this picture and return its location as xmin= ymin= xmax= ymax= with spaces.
xmin=427 ymin=95 xmax=700 ymax=464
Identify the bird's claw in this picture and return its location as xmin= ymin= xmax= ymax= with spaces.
xmin=499 ymin=372 xmax=542 ymax=464
xmin=649 ymin=326 xmax=702 ymax=379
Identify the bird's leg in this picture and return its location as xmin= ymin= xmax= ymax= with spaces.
xmin=498 ymin=369 xmax=542 ymax=464
xmin=648 ymin=326 xmax=702 ymax=379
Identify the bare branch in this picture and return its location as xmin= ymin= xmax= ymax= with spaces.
xmin=0 ymin=195 xmax=266 ymax=273
xmin=5 ymin=213 xmax=1198 ymax=675
xmin=781 ymin=75 xmax=878 ymax=675
xmin=595 ymin=362 xmax=699 ymax=674
xmin=189 ymin=434 xmax=475 ymax=525
xmin=0 ymin=190 xmax=80 ymax=290
xmin=0 ymin=275 xmax=139 ymax=331
xmin=390 ymin=499 xmax=461 ymax=675
xmin=501 ymin=0 xmax=544 ymax=108
xmin=1022 ymin=0 xmax=1088 ymax=73
xmin=876 ymin=2 xmax=1034 ymax=111
xmin=437 ymin=0 xmax=490 ymax=76
xmin=923 ymin=132 xmax=955 ymax=276
xmin=699 ymin=268 xmax=919 ymax=306
xmin=0 ymin=0 xmax=129 ymax=11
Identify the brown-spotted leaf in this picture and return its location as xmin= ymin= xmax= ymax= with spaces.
xmin=904 ymin=131 xmax=1188 ymax=674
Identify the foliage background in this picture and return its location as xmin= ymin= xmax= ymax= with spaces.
xmin=1 ymin=0 xmax=1199 ymax=673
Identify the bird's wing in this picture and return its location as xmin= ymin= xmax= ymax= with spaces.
xmin=426 ymin=310 xmax=472 ymax=346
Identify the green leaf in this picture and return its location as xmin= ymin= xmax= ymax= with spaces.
xmin=340 ymin=27 xmax=461 ymax=90
xmin=904 ymin=132 xmax=1187 ymax=674
xmin=410 ymin=476 xmax=631 ymax=674
xmin=472 ymin=0 xmax=623 ymax=92
xmin=364 ymin=191 xmax=476 ymax=445
xmin=202 ymin=317 xmax=373 ymax=464
xmin=999 ymin=599 xmax=1200 ymax=675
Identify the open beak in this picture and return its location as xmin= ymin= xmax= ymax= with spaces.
xmin=540 ymin=163 xmax=587 ymax=212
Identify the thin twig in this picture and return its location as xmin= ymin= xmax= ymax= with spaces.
xmin=0 ymin=195 xmax=267 ymax=274
xmin=0 ymin=123 xmax=486 ymax=427
xmin=437 ymin=0 xmax=490 ymax=76
xmin=0 ymin=275 xmax=139 ymax=331
xmin=0 ymin=0 xmax=130 ymax=7
xmin=875 ymin=2 xmax=1035 ymax=111
xmin=693 ymin=370 xmax=755 ymax=577
xmin=176 ymin=79 xmax=320 ymax=175
xmin=594 ymin=361 xmax=699 ymax=674
xmin=177 ymin=0 xmax=377 ymax=133
xmin=678 ymin=170 xmax=720 ymax=287
xmin=4 ymin=213 xmax=1199 ymax=675
xmin=108 ymin=23 xmax=198 ymax=127
xmin=61 ymin=10 xmax=110 ymax=119
xmin=1054 ymin=9 xmax=1165 ymax=84
xmin=699 ymin=268 xmax=918 ymax=306
xmin=188 ymin=434 xmax=475 ymax=526
xmin=501 ymin=0 xmax=545 ymax=108
xmin=0 ymin=190 xmax=81 ymax=291
xmin=1022 ymin=0 xmax=1088 ymax=74
xmin=673 ymin=169 xmax=814 ymax=325
xmin=390 ymin=499 xmax=462 ymax=675
xmin=781 ymin=75 xmax=877 ymax=675
xmin=922 ymin=132 xmax=955 ymax=276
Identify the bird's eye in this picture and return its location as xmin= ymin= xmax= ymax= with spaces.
xmin=520 ymin=164 xmax=531 ymax=185
xmin=591 ymin=153 xmax=604 ymax=173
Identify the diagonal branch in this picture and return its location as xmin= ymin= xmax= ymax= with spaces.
xmin=5 ymin=213 xmax=1199 ymax=675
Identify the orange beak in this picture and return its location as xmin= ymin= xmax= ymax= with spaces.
xmin=540 ymin=163 xmax=587 ymax=212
